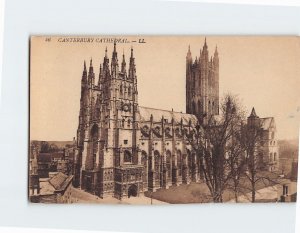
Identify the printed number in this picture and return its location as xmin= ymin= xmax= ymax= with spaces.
xmin=45 ymin=38 xmax=51 ymax=42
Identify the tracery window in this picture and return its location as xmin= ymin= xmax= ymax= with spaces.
xmin=124 ymin=150 xmax=132 ymax=163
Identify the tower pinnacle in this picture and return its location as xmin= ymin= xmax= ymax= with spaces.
xmin=83 ymin=60 xmax=87 ymax=72
xmin=249 ymin=107 xmax=258 ymax=118
xmin=131 ymin=46 xmax=134 ymax=58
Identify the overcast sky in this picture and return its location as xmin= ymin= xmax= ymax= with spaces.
xmin=30 ymin=36 xmax=300 ymax=141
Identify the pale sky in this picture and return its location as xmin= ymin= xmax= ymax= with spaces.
xmin=30 ymin=36 xmax=300 ymax=141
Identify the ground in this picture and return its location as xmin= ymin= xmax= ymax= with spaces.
xmin=70 ymin=173 xmax=292 ymax=204
xmin=145 ymin=173 xmax=286 ymax=204
xmin=70 ymin=187 xmax=167 ymax=205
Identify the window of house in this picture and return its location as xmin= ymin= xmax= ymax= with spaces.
xmin=124 ymin=140 xmax=128 ymax=145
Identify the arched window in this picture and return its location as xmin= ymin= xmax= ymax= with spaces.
xmin=141 ymin=151 xmax=148 ymax=183
xmin=128 ymin=86 xmax=131 ymax=96
xmin=269 ymin=153 xmax=273 ymax=162
xmin=148 ymin=155 xmax=152 ymax=171
xmin=166 ymin=150 xmax=171 ymax=178
xmin=192 ymin=101 xmax=196 ymax=114
xmin=198 ymin=100 xmax=201 ymax=114
xmin=124 ymin=150 xmax=132 ymax=163
xmin=187 ymin=149 xmax=192 ymax=170
xmin=120 ymin=84 xmax=123 ymax=94
xmin=127 ymin=119 xmax=131 ymax=128
xmin=91 ymin=124 xmax=99 ymax=168
xmin=274 ymin=153 xmax=277 ymax=161
xmin=177 ymin=150 xmax=182 ymax=176
xmin=154 ymin=150 xmax=161 ymax=185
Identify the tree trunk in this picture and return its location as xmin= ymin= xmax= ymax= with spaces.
xmin=251 ymin=182 xmax=256 ymax=203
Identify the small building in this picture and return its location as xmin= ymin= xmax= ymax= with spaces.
xmin=247 ymin=108 xmax=279 ymax=172
xmin=30 ymin=172 xmax=73 ymax=203
xmin=290 ymin=159 xmax=298 ymax=181
xmin=279 ymin=180 xmax=297 ymax=202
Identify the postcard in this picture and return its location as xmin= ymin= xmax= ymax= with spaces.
xmin=29 ymin=36 xmax=299 ymax=204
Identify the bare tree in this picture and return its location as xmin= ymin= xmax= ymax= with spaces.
xmin=189 ymin=93 xmax=246 ymax=202
xmin=241 ymin=113 xmax=279 ymax=203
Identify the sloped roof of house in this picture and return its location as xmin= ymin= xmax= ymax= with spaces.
xmin=40 ymin=172 xmax=73 ymax=195
xmin=260 ymin=117 xmax=275 ymax=130
xmin=49 ymin=172 xmax=70 ymax=190
xmin=139 ymin=106 xmax=198 ymax=126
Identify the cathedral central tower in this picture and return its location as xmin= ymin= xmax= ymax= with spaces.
xmin=186 ymin=39 xmax=219 ymax=124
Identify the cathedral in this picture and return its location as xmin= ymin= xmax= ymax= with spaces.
xmin=73 ymin=39 xmax=278 ymax=200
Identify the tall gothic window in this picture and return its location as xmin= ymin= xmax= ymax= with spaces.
xmin=128 ymin=86 xmax=131 ymax=96
xmin=187 ymin=150 xmax=192 ymax=170
xmin=192 ymin=101 xmax=196 ymax=114
xmin=166 ymin=150 xmax=171 ymax=178
xmin=124 ymin=150 xmax=132 ymax=163
xmin=154 ymin=150 xmax=161 ymax=185
xmin=120 ymin=84 xmax=123 ymax=94
xmin=91 ymin=124 xmax=99 ymax=169
xmin=177 ymin=150 xmax=182 ymax=176
xmin=198 ymin=100 xmax=201 ymax=115
xmin=142 ymin=151 xmax=148 ymax=183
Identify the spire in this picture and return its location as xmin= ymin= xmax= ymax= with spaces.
xmin=214 ymin=45 xmax=218 ymax=56
xmin=84 ymin=60 xmax=87 ymax=72
xmin=111 ymin=42 xmax=119 ymax=77
xmin=121 ymin=50 xmax=126 ymax=73
xmin=202 ymin=37 xmax=208 ymax=60
xmin=105 ymin=47 xmax=108 ymax=58
xmin=186 ymin=45 xmax=192 ymax=62
xmin=82 ymin=60 xmax=87 ymax=83
xmin=112 ymin=42 xmax=118 ymax=60
xmin=213 ymin=45 xmax=219 ymax=67
xmin=131 ymin=46 xmax=134 ymax=58
xmin=129 ymin=46 xmax=136 ymax=80
xmin=89 ymin=58 xmax=94 ymax=73
xmin=249 ymin=107 xmax=258 ymax=118
xmin=98 ymin=63 xmax=103 ymax=83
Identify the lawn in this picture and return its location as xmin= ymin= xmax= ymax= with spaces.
xmin=144 ymin=172 xmax=282 ymax=204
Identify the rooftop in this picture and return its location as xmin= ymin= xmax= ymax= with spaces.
xmin=139 ymin=106 xmax=198 ymax=126
xmin=39 ymin=172 xmax=73 ymax=195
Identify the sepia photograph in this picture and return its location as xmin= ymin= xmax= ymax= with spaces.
xmin=29 ymin=36 xmax=299 ymax=204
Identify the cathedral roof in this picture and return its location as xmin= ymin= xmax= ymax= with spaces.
xmin=139 ymin=106 xmax=198 ymax=125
